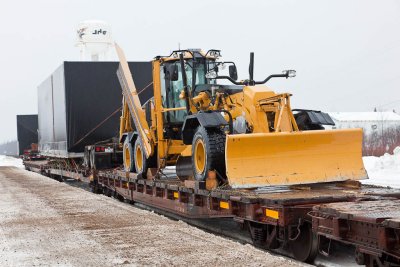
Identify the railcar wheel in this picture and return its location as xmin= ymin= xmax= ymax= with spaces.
xmin=89 ymin=150 xmax=96 ymax=170
xmin=289 ymin=223 xmax=318 ymax=263
xmin=191 ymin=127 xmax=226 ymax=181
xmin=105 ymin=188 xmax=112 ymax=197
xmin=83 ymin=149 xmax=91 ymax=169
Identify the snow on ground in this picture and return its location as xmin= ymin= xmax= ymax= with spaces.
xmin=362 ymin=147 xmax=400 ymax=188
xmin=0 ymin=155 xmax=23 ymax=168
xmin=0 ymin=167 xmax=304 ymax=267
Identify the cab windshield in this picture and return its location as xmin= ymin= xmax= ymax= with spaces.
xmin=161 ymin=58 xmax=215 ymax=123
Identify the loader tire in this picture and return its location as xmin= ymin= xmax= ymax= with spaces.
xmin=133 ymin=138 xmax=148 ymax=177
xmin=123 ymin=138 xmax=135 ymax=172
xmin=191 ymin=127 xmax=226 ymax=181
xmin=134 ymin=138 xmax=159 ymax=178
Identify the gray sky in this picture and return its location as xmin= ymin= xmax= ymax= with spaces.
xmin=1 ymin=0 xmax=400 ymax=142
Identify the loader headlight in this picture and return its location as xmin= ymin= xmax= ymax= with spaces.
xmin=283 ymin=70 xmax=296 ymax=78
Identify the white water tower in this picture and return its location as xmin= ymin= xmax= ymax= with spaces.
xmin=76 ymin=20 xmax=113 ymax=61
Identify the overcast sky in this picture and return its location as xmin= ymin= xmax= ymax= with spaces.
xmin=0 ymin=0 xmax=399 ymax=143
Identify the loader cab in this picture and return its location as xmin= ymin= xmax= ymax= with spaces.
xmin=160 ymin=57 xmax=216 ymax=124
xmin=161 ymin=62 xmax=187 ymax=124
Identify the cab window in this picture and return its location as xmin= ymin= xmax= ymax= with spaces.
xmin=161 ymin=63 xmax=187 ymax=123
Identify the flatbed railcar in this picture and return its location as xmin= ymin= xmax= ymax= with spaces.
xmin=23 ymin=159 xmax=400 ymax=266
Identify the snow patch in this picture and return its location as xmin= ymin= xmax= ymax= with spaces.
xmin=329 ymin=111 xmax=400 ymax=122
xmin=0 ymin=155 xmax=24 ymax=168
xmin=362 ymin=146 xmax=400 ymax=188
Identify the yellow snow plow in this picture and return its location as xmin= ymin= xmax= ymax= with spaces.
xmin=225 ymin=128 xmax=367 ymax=188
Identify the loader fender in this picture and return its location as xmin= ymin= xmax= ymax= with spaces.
xmin=182 ymin=112 xmax=227 ymax=145
xmin=119 ymin=132 xmax=138 ymax=143
xmin=120 ymin=131 xmax=138 ymax=145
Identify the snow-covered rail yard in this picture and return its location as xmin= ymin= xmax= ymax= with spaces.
xmin=1 ymin=2 xmax=399 ymax=266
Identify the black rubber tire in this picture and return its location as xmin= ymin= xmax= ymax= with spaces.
xmin=134 ymin=138 xmax=148 ymax=178
xmin=191 ymin=127 xmax=226 ymax=181
xmin=123 ymin=138 xmax=135 ymax=172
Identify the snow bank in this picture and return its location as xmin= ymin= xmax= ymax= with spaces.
xmin=0 ymin=155 xmax=24 ymax=168
xmin=362 ymin=146 xmax=400 ymax=188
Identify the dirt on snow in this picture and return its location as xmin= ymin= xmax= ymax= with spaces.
xmin=0 ymin=166 xmax=305 ymax=267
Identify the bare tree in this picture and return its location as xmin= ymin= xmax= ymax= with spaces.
xmin=363 ymin=125 xmax=400 ymax=156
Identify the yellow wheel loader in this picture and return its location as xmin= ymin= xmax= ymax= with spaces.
xmin=115 ymin=44 xmax=367 ymax=188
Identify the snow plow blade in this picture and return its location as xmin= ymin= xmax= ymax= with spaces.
xmin=225 ymin=129 xmax=368 ymax=188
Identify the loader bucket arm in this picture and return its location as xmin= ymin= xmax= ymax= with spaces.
xmin=115 ymin=43 xmax=153 ymax=158
xmin=225 ymin=128 xmax=368 ymax=188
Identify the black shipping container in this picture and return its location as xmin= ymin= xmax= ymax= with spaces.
xmin=38 ymin=61 xmax=153 ymax=158
xmin=16 ymin=114 xmax=38 ymax=155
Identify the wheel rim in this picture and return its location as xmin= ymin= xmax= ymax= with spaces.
xmin=124 ymin=144 xmax=131 ymax=171
xmin=194 ymin=139 xmax=206 ymax=174
xmin=135 ymin=144 xmax=143 ymax=172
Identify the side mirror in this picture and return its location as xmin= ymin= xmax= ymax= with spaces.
xmin=168 ymin=64 xmax=179 ymax=81
xmin=229 ymin=65 xmax=238 ymax=81
xmin=283 ymin=69 xmax=296 ymax=78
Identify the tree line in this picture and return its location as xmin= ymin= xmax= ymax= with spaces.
xmin=363 ymin=126 xmax=400 ymax=156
